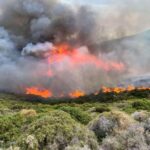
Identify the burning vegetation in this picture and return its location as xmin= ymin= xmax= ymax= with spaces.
xmin=0 ymin=0 xmax=150 ymax=99
xmin=25 ymin=85 xmax=150 ymax=99
xmin=24 ymin=43 xmax=126 ymax=98
xmin=26 ymin=87 xmax=52 ymax=98
xmin=0 ymin=0 xmax=150 ymax=150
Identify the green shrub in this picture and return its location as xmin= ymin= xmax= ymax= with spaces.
xmin=17 ymin=110 xmax=99 ymax=150
xmin=58 ymin=106 xmax=92 ymax=125
xmin=94 ymin=106 xmax=110 ymax=113
xmin=132 ymin=101 xmax=150 ymax=111
xmin=0 ymin=107 xmax=13 ymax=115
xmin=0 ymin=113 xmax=37 ymax=147
xmin=0 ymin=114 xmax=25 ymax=144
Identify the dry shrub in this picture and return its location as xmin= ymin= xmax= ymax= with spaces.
xmin=108 ymin=110 xmax=135 ymax=131
xmin=20 ymin=109 xmax=37 ymax=117
xmin=101 ymin=124 xmax=149 ymax=150
xmin=89 ymin=111 xmax=135 ymax=141
xmin=65 ymin=145 xmax=91 ymax=150
xmin=132 ymin=111 xmax=150 ymax=122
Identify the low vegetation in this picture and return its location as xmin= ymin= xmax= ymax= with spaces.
xmin=0 ymin=91 xmax=150 ymax=149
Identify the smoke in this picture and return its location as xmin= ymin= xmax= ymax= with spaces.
xmin=22 ymin=42 xmax=55 ymax=57
xmin=0 ymin=0 xmax=150 ymax=96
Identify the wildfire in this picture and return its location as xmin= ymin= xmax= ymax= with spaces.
xmin=69 ymin=90 xmax=85 ymax=98
xmin=101 ymin=85 xmax=150 ymax=94
xmin=25 ymin=87 xmax=85 ymax=98
xmin=26 ymin=87 xmax=52 ymax=98
xmin=47 ymin=43 xmax=125 ymax=72
xmin=25 ymin=85 xmax=150 ymax=99
xmin=25 ymin=43 xmax=127 ymax=98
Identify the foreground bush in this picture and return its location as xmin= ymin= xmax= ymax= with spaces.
xmin=131 ymin=111 xmax=150 ymax=122
xmin=0 ymin=114 xmax=25 ymax=144
xmin=16 ymin=110 xmax=99 ymax=150
xmin=100 ymin=124 xmax=150 ymax=150
xmin=0 ymin=113 xmax=36 ymax=147
xmin=144 ymin=118 xmax=150 ymax=145
xmin=89 ymin=111 xmax=134 ymax=142
xmin=59 ymin=106 xmax=92 ymax=125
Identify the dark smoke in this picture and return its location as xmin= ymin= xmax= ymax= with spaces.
xmin=0 ymin=0 xmax=150 ymax=96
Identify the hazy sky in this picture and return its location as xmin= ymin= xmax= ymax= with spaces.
xmin=0 ymin=0 xmax=150 ymax=37
xmin=65 ymin=0 xmax=150 ymax=35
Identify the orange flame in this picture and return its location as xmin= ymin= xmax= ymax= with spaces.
xmin=26 ymin=87 xmax=52 ymax=98
xmin=25 ymin=85 xmax=150 ymax=99
xmin=47 ymin=43 xmax=125 ymax=72
xmin=69 ymin=90 xmax=85 ymax=98
xmin=101 ymin=85 xmax=150 ymax=94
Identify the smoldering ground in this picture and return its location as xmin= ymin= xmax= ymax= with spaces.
xmin=0 ymin=0 xmax=150 ymax=96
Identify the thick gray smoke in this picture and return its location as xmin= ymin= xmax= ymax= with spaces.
xmin=0 ymin=0 xmax=150 ymax=96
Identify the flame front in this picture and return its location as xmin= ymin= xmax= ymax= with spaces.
xmin=25 ymin=85 xmax=150 ymax=98
xmin=69 ymin=90 xmax=85 ymax=98
xmin=26 ymin=87 xmax=52 ymax=98
xmin=101 ymin=85 xmax=150 ymax=94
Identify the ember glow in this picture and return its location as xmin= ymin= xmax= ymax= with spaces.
xmin=26 ymin=87 xmax=53 ymax=98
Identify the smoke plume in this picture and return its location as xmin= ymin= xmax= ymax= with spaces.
xmin=0 ymin=0 xmax=150 ymax=97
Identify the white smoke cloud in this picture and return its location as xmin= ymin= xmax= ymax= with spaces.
xmin=22 ymin=42 xmax=55 ymax=57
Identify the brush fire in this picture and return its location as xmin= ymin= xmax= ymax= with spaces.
xmin=0 ymin=0 xmax=150 ymax=100
xmin=24 ymin=43 xmax=126 ymax=98
xmin=24 ymin=44 xmax=150 ymax=98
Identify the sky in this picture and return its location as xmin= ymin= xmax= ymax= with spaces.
xmin=66 ymin=0 xmax=150 ymax=36
xmin=0 ymin=0 xmax=150 ymax=37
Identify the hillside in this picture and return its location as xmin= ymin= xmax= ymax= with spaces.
xmin=90 ymin=29 xmax=150 ymax=53
xmin=0 ymin=91 xmax=150 ymax=149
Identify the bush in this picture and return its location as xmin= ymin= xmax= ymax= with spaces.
xmin=132 ymin=101 xmax=150 ymax=111
xmin=89 ymin=111 xmax=134 ymax=142
xmin=0 ymin=107 xmax=13 ymax=115
xmin=101 ymin=124 xmax=149 ymax=150
xmin=0 ymin=113 xmax=37 ymax=148
xmin=0 ymin=114 xmax=25 ymax=144
xmin=89 ymin=116 xmax=114 ymax=142
xmin=94 ymin=106 xmax=110 ymax=113
xmin=59 ymin=106 xmax=92 ymax=125
xmin=131 ymin=111 xmax=150 ymax=122
xmin=65 ymin=145 xmax=91 ymax=150
xmin=17 ymin=110 xmax=99 ymax=150
xmin=10 ymin=104 xmax=28 ymax=111
xmin=144 ymin=118 xmax=150 ymax=145
xmin=20 ymin=109 xmax=37 ymax=117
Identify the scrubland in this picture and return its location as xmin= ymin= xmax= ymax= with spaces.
xmin=0 ymin=90 xmax=150 ymax=150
